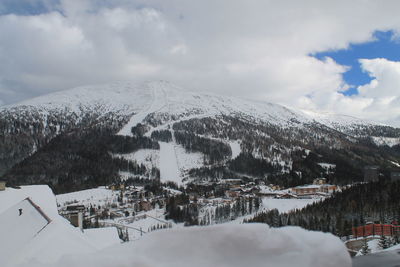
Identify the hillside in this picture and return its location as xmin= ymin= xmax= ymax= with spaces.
xmin=1 ymin=81 xmax=400 ymax=192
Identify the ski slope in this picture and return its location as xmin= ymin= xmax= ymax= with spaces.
xmin=159 ymin=141 xmax=181 ymax=185
xmin=118 ymin=83 xmax=169 ymax=135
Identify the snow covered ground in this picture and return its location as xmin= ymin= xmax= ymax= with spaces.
xmin=115 ymin=149 xmax=160 ymax=171
xmin=19 ymin=224 xmax=351 ymax=267
xmin=262 ymin=197 xmax=320 ymax=213
xmin=56 ymin=187 xmax=118 ymax=207
xmin=83 ymin=227 xmax=121 ymax=250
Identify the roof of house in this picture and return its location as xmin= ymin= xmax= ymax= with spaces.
xmin=293 ymin=185 xmax=321 ymax=190
xmin=0 ymin=186 xmax=97 ymax=266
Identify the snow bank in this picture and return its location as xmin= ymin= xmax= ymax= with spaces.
xmin=21 ymin=224 xmax=351 ymax=267
xmin=385 ymin=242 xmax=400 ymax=251
xmin=83 ymin=227 xmax=121 ymax=250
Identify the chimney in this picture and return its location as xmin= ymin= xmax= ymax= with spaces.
xmin=78 ymin=211 xmax=83 ymax=232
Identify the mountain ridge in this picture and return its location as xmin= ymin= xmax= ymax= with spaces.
xmin=1 ymin=80 xmax=377 ymax=130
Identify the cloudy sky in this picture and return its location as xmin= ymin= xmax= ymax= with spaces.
xmin=1 ymin=0 xmax=400 ymax=126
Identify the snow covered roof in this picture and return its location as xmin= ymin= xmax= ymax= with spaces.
xmin=0 ymin=185 xmax=97 ymax=266
xmin=293 ymin=184 xmax=321 ymax=189
xmin=0 ymin=185 xmax=59 ymax=217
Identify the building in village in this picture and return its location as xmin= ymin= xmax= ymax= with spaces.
xmin=291 ymin=185 xmax=320 ymax=195
xmin=313 ymin=178 xmax=327 ymax=185
xmin=0 ymin=181 xmax=5 ymax=191
xmin=291 ymin=183 xmax=337 ymax=196
xmin=225 ymin=189 xmax=241 ymax=198
xmin=61 ymin=204 xmax=86 ymax=230
xmin=276 ymin=193 xmax=297 ymax=199
xmin=139 ymin=200 xmax=152 ymax=211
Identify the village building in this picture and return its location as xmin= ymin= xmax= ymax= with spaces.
xmin=139 ymin=200 xmax=152 ymax=211
xmin=270 ymin=185 xmax=281 ymax=190
xmin=291 ymin=184 xmax=337 ymax=196
xmin=0 ymin=181 xmax=5 ymax=191
xmin=275 ymin=193 xmax=297 ymax=199
xmin=110 ymin=184 xmax=125 ymax=191
xmin=291 ymin=184 xmax=320 ymax=195
xmin=313 ymin=178 xmax=327 ymax=185
xmin=61 ymin=204 xmax=86 ymax=230
xmin=225 ymin=190 xmax=241 ymax=198
xmin=319 ymin=184 xmax=337 ymax=194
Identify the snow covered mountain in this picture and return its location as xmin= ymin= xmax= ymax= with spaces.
xmin=0 ymin=80 xmax=375 ymax=133
xmin=1 ymin=81 xmax=400 ymax=191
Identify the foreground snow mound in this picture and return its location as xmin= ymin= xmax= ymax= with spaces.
xmin=24 ymin=224 xmax=351 ymax=267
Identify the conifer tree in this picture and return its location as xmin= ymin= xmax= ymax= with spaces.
xmin=360 ymin=240 xmax=371 ymax=255
xmin=379 ymin=235 xmax=390 ymax=250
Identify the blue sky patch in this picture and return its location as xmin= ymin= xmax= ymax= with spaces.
xmin=312 ymin=30 xmax=400 ymax=96
xmin=0 ymin=0 xmax=60 ymax=16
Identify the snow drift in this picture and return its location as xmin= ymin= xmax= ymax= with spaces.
xmin=21 ymin=224 xmax=351 ymax=267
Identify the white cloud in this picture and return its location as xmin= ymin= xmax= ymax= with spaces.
xmin=1 ymin=0 xmax=400 ymax=126
xmin=352 ymin=58 xmax=400 ymax=125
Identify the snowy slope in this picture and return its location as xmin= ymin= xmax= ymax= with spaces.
xmin=1 ymin=81 xmax=150 ymax=117
xmin=2 ymin=80 xmax=313 ymax=132
xmin=3 ymin=80 xmax=388 ymax=139
xmin=56 ymin=187 xmax=118 ymax=207
xmin=299 ymin=109 xmax=375 ymax=129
